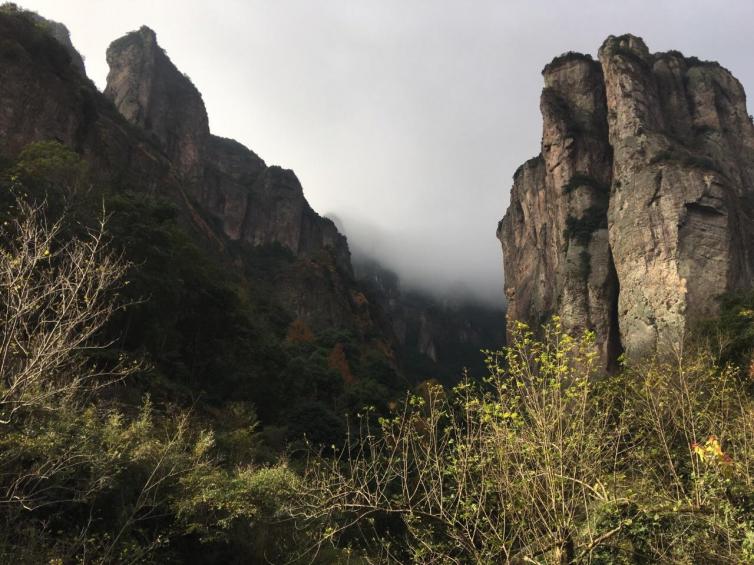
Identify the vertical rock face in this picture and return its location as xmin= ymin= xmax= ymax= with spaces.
xmin=0 ymin=13 xmax=356 ymax=332
xmin=101 ymin=27 xmax=361 ymax=329
xmin=500 ymin=35 xmax=754 ymax=364
xmin=105 ymin=27 xmax=209 ymax=179
xmin=0 ymin=9 xmax=171 ymax=183
xmin=499 ymin=54 xmax=620 ymax=366
xmin=0 ymin=10 xmax=363 ymax=333
xmin=600 ymin=35 xmax=754 ymax=357
xmin=104 ymin=26 xmax=351 ymax=274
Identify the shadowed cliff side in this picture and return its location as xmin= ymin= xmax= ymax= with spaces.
xmin=0 ymin=7 xmax=367 ymax=335
xmin=0 ymin=6 xmax=410 ymax=428
xmin=354 ymin=256 xmax=506 ymax=384
xmin=103 ymin=26 xmax=357 ymax=329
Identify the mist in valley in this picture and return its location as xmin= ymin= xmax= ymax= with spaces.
xmin=330 ymin=213 xmax=505 ymax=309
xmin=18 ymin=0 xmax=754 ymax=315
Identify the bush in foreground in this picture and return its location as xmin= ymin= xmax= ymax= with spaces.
xmin=300 ymin=320 xmax=754 ymax=564
xmin=0 ymin=198 xmax=305 ymax=563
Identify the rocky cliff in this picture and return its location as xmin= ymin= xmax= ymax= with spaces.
xmin=104 ymin=26 xmax=209 ymax=180
xmin=499 ymin=35 xmax=754 ymax=364
xmin=0 ymin=5 xmax=420 ymax=424
xmin=0 ymin=8 xmax=362 ymax=333
xmin=104 ymin=26 xmax=351 ymax=274
xmin=0 ymin=6 xmax=172 ymax=186
xmin=103 ymin=26 xmax=361 ymax=330
xmin=24 ymin=13 xmax=85 ymax=74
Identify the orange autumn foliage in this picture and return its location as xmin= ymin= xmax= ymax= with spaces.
xmin=286 ymin=319 xmax=315 ymax=344
xmin=328 ymin=343 xmax=354 ymax=385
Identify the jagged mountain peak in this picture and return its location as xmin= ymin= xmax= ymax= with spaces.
xmin=600 ymin=33 xmax=651 ymax=57
xmin=137 ymin=24 xmax=157 ymax=38
xmin=0 ymin=8 xmax=359 ymax=332
xmin=103 ymin=24 xmax=353 ymax=263
xmin=105 ymin=25 xmax=209 ymax=178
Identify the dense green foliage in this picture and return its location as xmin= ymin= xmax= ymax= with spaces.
xmin=4 ymin=142 xmax=754 ymax=562
xmin=0 ymin=395 xmax=307 ymax=563
xmin=0 ymin=196 xmax=315 ymax=563
xmin=0 ymin=141 xmax=410 ymax=561
xmin=0 ymin=3 xmax=77 ymax=77
xmin=0 ymin=141 xmax=405 ymax=434
xmin=700 ymin=289 xmax=754 ymax=370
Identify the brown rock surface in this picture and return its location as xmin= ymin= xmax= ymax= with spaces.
xmin=499 ymin=54 xmax=620 ymax=366
xmin=104 ymin=26 xmax=352 ymax=275
xmin=500 ymin=35 xmax=754 ymax=363
xmin=105 ymin=26 xmax=209 ymax=180
xmin=0 ymin=11 xmax=359 ymax=332
xmin=101 ymin=26 xmax=360 ymax=328
xmin=0 ymin=11 xmax=173 ymax=188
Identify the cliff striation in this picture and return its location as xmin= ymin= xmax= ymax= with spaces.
xmin=499 ymin=35 xmax=754 ymax=365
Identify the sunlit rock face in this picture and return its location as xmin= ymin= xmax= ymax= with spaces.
xmin=500 ymin=35 xmax=754 ymax=365
xmin=499 ymin=53 xmax=619 ymax=367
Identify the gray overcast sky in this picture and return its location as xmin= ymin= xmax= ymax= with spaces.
xmin=17 ymin=0 xmax=754 ymax=305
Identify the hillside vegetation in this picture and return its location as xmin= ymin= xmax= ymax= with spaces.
xmin=3 ymin=170 xmax=754 ymax=562
xmin=2 ymin=5 xmax=754 ymax=564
